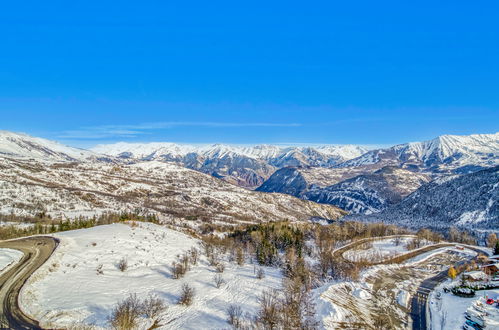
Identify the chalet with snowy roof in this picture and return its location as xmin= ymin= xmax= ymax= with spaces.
xmin=462 ymin=270 xmax=488 ymax=282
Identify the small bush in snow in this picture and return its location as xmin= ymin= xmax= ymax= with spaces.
xmin=108 ymin=294 xmax=142 ymax=330
xmin=227 ymin=304 xmax=243 ymax=328
xmin=171 ymin=262 xmax=187 ymax=279
xmin=208 ymin=253 xmax=219 ymax=267
xmin=215 ymin=262 xmax=225 ymax=273
xmin=189 ymin=247 xmax=199 ymax=265
xmin=117 ymin=258 xmax=128 ymax=272
xmin=178 ymin=283 xmax=195 ymax=306
xmin=213 ymin=274 xmax=225 ymax=288
xmin=142 ymin=293 xmax=167 ymax=321
xmin=109 ymin=293 xmax=167 ymax=329
xmin=256 ymin=268 xmax=265 ymax=279
xmin=96 ymin=264 xmax=104 ymax=275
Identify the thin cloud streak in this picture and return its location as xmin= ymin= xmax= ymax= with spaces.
xmin=58 ymin=121 xmax=302 ymax=139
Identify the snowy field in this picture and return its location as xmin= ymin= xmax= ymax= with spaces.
xmin=430 ymin=280 xmax=499 ymax=330
xmin=20 ymin=223 xmax=282 ymax=329
xmin=0 ymin=248 xmax=23 ymax=275
xmin=342 ymin=237 xmax=412 ymax=262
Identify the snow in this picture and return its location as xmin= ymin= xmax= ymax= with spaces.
xmin=0 ymin=248 xmax=23 ymax=275
xmin=343 ymin=237 xmax=412 ymax=262
xmin=92 ymin=142 xmax=368 ymax=163
xmin=0 ymin=156 xmax=343 ymax=222
xmin=20 ymin=223 xmax=283 ymax=329
xmin=396 ymin=290 xmax=410 ymax=308
xmin=317 ymin=245 xmax=481 ymax=328
xmin=429 ymin=280 xmax=499 ymax=330
xmin=0 ymin=130 xmax=99 ymax=161
xmin=341 ymin=132 xmax=499 ymax=169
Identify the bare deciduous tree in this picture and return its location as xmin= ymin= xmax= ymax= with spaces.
xmin=257 ymin=290 xmax=280 ymax=329
xmin=236 ymin=247 xmax=245 ymax=266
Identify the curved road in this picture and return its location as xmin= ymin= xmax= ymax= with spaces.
xmin=410 ymin=246 xmax=486 ymax=330
xmin=0 ymin=236 xmax=58 ymax=329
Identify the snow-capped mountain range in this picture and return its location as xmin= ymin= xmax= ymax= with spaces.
xmin=340 ymin=133 xmax=499 ymax=174
xmin=0 ymin=132 xmax=345 ymax=224
xmin=257 ymin=132 xmax=499 ymax=217
xmin=1 ymin=130 xmax=498 ymax=230
xmin=91 ymin=142 xmax=369 ymax=187
xmin=0 ymin=130 xmax=103 ymax=162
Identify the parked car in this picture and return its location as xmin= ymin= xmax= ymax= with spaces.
xmin=464 ymin=319 xmax=483 ymax=330
xmin=465 ymin=314 xmax=486 ymax=329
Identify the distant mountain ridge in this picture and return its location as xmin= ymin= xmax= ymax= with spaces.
xmin=0 ymin=130 xmax=103 ymax=162
xmin=340 ymin=133 xmax=499 ymax=174
xmin=92 ymin=142 xmax=369 ymax=187
xmin=257 ymin=132 xmax=499 ymax=217
xmin=0 ymin=130 xmax=498 ymax=230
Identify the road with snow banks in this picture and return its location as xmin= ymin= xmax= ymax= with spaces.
xmin=410 ymin=246 xmax=487 ymax=330
xmin=0 ymin=236 xmax=58 ymax=329
xmin=332 ymin=235 xmax=489 ymax=329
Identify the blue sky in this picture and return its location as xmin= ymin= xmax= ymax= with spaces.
xmin=1 ymin=1 xmax=498 ymax=147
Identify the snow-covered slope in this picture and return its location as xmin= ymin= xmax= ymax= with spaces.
xmin=92 ymin=142 xmax=369 ymax=188
xmin=340 ymin=133 xmax=499 ymax=174
xmin=347 ymin=166 xmax=499 ymax=230
xmin=256 ymin=166 xmax=371 ymax=197
xmin=20 ymin=223 xmax=283 ymax=329
xmin=0 ymin=157 xmax=345 ymax=224
xmin=304 ymin=166 xmax=431 ymax=214
xmin=0 ymin=131 xmax=104 ymax=162
xmin=258 ymin=166 xmax=429 ymax=214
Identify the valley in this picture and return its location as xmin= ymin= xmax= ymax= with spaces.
xmin=0 ymin=130 xmax=498 ymax=329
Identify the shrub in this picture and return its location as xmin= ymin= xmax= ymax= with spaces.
xmin=451 ymin=286 xmax=475 ymax=297
xmin=208 ymin=253 xmax=219 ymax=267
xmin=108 ymin=294 xmax=142 ymax=330
xmin=178 ymin=283 xmax=195 ymax=306
xmin=96 ymin=264 xmax=104 ymax=275
xmin=213 ymin=274 xmax=225 ymax=288
xmin=117 ymin=258 xmax=128 ymax=272
xmin=227 ymin=304 xmax=243 ymax=328
xmin=189 ymin=248 xmax=199 ymax=266
xmin=142 ymin=294 xmax=167 ymax=321
xmin=256 ymin=268 xmax=265 ymax=279
xmin=215 ymin=263 xmax=225 ymax=273
xmin=171 ymin=262 xmax=187 ymax=279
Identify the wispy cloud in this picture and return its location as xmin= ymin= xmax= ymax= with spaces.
xmin=58 ymin=121 xmax=302 ymax=139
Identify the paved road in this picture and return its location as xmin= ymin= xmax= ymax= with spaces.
xmin=0 ymin=236 xmax=58 ymax=329
xmin=410 ymin=269 xmax=448 ymax=330
xmin=410 ymin=246 xmax=486 ymax=330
